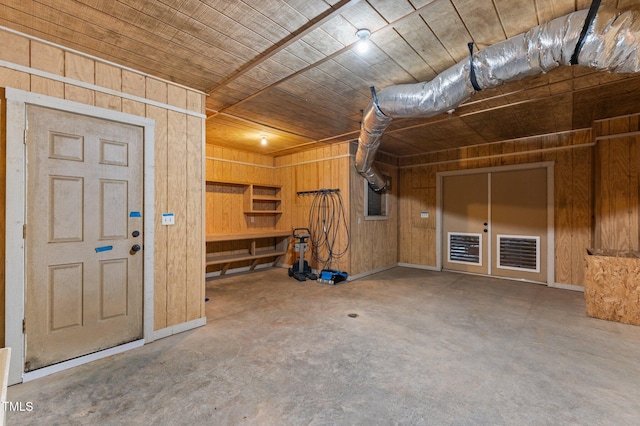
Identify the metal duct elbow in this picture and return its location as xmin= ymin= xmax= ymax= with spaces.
xmin=355 ymin=5 xmax=640 ymax=191
xmin=355 ymin=99 xmax=392 ymax=191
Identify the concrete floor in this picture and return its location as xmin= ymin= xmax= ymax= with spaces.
xmin=7 ymin=267 xmax=640 ymax=425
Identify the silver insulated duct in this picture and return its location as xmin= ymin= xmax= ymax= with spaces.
xmin=356 ymin=4 xmax=640 ymax=191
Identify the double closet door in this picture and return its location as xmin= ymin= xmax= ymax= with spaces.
xmin=442 ymin=167 xmax=548 ymax=283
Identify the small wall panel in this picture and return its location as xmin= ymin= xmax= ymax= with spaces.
xmin=594 ymin=114 xmax=640 ymax=253
xmin=166 ymin=111 xmax=188 ymax=326
xmin=186 ymin=115 xmax=204 ymax=321
xmin=30 ymin=41 xmax=64 ymax=75
xmin=0 ymin=96 xmax=5 ymax=346
xmin=554 ymin=149 xmax=573 ymax=284
xmin=147 ymin=105 xmax=168 ymax=330
xmin=571 ymin=146 xmax=593 ymax=287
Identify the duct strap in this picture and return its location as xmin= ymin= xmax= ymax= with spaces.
xmin=468 ymin=42 xmax=482 ymax=91
xmin=369 ymin=86 xmax=383 ymax=113
xmin=570 ymin=0 xmax=602 ymax=65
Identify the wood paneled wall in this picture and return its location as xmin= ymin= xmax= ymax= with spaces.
xmin=206 ymin=143 xmax=398 ymax=277
xmin=398 ymin=130 xmax=594 ymax=287
xmin=0 ymin=95 xmax=5 ymax=346
xmin=276 ymin=143 xmax=353 ymax=273
xmin=276 ymin=143 xmax=398 ymax=276
xmin=593 ymin=115 xmax=640 ymax=252
xmin=349 ymin=155 xmax=398 ymax=276
xmin=0 ymin=28 xmax=206 ymax=337
xmin=205 ymin=145 xmax=278 ymax=236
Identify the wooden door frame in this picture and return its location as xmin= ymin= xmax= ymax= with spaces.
xmin=4 ymin=87 xmax=156 ymax=385
xmin=435 ymin=161 xmax=555 ymax=286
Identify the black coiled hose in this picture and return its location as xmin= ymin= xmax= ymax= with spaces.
xmin=307 ymin=190 xmax=350 ymax=270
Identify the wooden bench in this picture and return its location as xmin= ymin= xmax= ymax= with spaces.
xmin=206 ymin=230 xmax=290 ymax=276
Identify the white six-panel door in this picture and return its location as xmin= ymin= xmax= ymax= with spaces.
xmin=25 ymin=105 xmax=144 ymax=371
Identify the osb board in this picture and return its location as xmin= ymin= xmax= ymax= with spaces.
xmin=585 ymin=253 xmax=640 ymax=326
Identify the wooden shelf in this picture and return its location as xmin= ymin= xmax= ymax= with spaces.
xmin=206 ymin=249 xmax=287 ymax=266
xmin=205 ymin=230 xmax=290 ymax=277
xmin=205 ymin=180 xmax=282 ymax=214
xmin=207 ymin=230 xmax=291 ymax=242
xmin=205 ymin=179 xmax=287 ymax=277
xmin=244 ymin=183 xmax=282 ymax=214
xmin=252 ymin=195 xmax=281 ymax=201
xmin=244 ymin=210 xmax=283 ymax=215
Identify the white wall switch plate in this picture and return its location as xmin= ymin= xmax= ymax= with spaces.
xmin=162 ymin=213 xmax=175 ymax=225
xmin=420 ymin=211 xmax=429 ymax=218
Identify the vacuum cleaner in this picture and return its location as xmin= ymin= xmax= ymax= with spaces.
xmin=288 ymin=228 xmax=317 ymax=281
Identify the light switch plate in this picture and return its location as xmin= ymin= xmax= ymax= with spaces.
xmin=420 ymin=211 xmax=429 ymax=218
xmin=162 ymin=213 xmax=175 ymax=225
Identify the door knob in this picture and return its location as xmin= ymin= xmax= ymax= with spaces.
xmin=132 ymin=230 xmax=140 ymax=237
xmin=131 ymin=244 xmax=141 ymax=252
xmin=483 ymin=229 xmax=488 ymax=233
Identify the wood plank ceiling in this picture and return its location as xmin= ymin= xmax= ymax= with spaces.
xmin=3 ymin=0 xmax=640 ymax=157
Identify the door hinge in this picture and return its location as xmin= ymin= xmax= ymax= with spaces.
xmin=23 ymin=224 xmax=27 ymax=239
xmin=22 ymin=318 xmax=26 ymax=333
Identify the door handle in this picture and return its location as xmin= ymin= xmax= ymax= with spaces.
xmin=132 ymin=230 xmax=140 ymax=237
xmin=131 ymin=244 xmax=141 ymax=252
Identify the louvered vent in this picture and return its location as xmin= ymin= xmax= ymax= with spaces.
xmin=497 ymin=235 xmax=539 ymax=272
xmin=448 ymin=233 xmax=482 ymax=265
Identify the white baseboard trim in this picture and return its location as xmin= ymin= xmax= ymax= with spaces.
xmin=397 ymin=263 xmax=440 ymax=271
xmin=348 ymin=264 xmax=397 ymax=281
xmin=22 ymin=339 xmax=145 ymax=383
xmin=153 ymin=317 xmax=207 ymax=340
xmin=549 ymin=282 xmax=584 ymax=292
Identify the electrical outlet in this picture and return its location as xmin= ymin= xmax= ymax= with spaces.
xmin=250 ymin=216 xmax=255 ymax=223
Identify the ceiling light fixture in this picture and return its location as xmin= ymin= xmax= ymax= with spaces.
xmin=260 ymin=135 xmax=267 ymax=146
xmin=355 ymin=28 xmax=371 ymax=54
